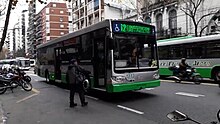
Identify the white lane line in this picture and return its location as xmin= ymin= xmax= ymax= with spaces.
xmin=175 ymin=92 xmax=205 ymax=98
xmin=161 ymin=79 xmax=219 ymax=87
xmin=117 ymin=105 xmax=144 ymax=115
xmin=202 ymin=83 xmax=218 ymax=86
xmin=86 ymin=95 xmax=99 ymax=100
xmin=144 ymin=88 xmax=155 ymax=90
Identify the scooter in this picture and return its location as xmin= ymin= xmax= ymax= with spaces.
xmin=167 ymin=109 xmax=220 ymax=124
xmin=168 ymin=65 xmax=202 ymax=84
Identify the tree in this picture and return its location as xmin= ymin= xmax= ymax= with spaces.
xmin=0 ymin=47 xmax=9 ymax=59
xmin=0 ymin=0 xmax=48 ymax=52
xmin=179 ymin=0 xmax=217 ymax=37
xmin=0 ymin=1 xmax=7 ymax=18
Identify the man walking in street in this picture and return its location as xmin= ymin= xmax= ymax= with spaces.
xmin=66 ymin=58 xmax=89 ymax=108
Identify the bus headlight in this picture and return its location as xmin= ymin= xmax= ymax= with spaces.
xmin=111 ymin=76 xmax=126 ymax=83
xmin=153 ymin=74 xmax=160 ymax=79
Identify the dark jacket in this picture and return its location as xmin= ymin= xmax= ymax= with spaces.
xmin=66 ymin=65 xmax=77 ymax=84
xmin=66 ymin=64 xmax=91 ymax=84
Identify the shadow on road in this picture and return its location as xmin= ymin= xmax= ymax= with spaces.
xmin=38 ymin=80 xmax=158 ymax=103
xmin=86 ymin=90 xmax=157 ymax=103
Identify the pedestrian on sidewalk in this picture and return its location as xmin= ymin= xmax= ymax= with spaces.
xmin=66 ymin=58 xmax=89 ymax=108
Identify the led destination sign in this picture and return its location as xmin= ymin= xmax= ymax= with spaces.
xmin=112 ymin=22 xmax=152 ymax=34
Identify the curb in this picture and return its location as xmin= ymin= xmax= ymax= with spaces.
xmin=0 ymin=102 xmax=7 ymax=124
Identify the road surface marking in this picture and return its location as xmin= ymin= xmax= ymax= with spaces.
xmin=144 ymin=88 xmax=155 ymax=90
xmin=117 ymin=105 xmax=144 ymax=115
xmin=161 ymin=79 xmax=218 ymax=87
xmin=16 ymin=88 xmax=40 ymax=103
xmin=16 ymin=93 xmax=38 ymax=103
xmin=86 ymin=95 xmax=99 ymax=100
xmin=202 ymin=83 xmax=218 ymax=86
xmin=32 ymin=88 xmax=40 ymax=94
xmin=175 ymin=92 xmax=205 ymax=98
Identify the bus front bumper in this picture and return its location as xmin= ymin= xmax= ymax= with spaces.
xmin=106 ymin=80 xmax=160 ymax=93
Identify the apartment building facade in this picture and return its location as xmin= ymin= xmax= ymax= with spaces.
xmin=36 ymin=2 xmax=69 ymax=44
xmin=141 ymin=0 xmax=220 ymax=39
xmin=71 ymin=0 xmax=140 ymax=31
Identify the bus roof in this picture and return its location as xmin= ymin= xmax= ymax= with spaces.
xmin=37 ymin=19 xmax=154 ymax=49
xmin=37 ymin=20 xmax=111 ymax=49
xmin=157 ymin=34 xmax=220 ymax=46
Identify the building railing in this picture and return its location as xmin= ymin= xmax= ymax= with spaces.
xmin=156 ymin=27 xmax=182 ymax=39
xmin=141 ymin=0 xmax=178 ymax=13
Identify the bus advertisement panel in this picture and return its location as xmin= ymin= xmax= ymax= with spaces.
xmin=36 ymin=19 xmax=160 ymax=93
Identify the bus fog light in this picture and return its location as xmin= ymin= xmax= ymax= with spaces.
xmin=153 ymin=74 xmax=160 ymax=79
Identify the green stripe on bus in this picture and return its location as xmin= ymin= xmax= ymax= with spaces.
xmin=106 ymin=80 xmax=160 ymax=93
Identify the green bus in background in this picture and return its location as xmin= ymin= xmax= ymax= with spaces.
xmin=36 ymin=19 xmax=160 ymax=93
xmin=157 ymin=35 xmax=220 ymax=84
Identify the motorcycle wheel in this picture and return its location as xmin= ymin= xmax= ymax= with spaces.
xmin=24 ymin=76 xmax=31 ymax=82
xmin=21 ymin=80 xmax=32 ymax=91
xmin=193 ymin=75 xmax=202 ymax=84
xmin=0 ymin=83 xmax=7 ymax=94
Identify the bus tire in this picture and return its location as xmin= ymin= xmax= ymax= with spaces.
xmin=45 ymin=70 xmax=49 ymax=83
xmin=213 ymin=69 xmax=220 ymax=87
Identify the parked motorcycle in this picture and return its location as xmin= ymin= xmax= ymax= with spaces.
xmin=0 ymin=72 xmax=32 ymax=94
xmin=167 ymin=109 xmax=220 ymax=124
xmin=168 ymin=65 xmax=202 ymax=84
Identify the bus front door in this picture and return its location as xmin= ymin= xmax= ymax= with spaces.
xmin=55 ymin=48 xmax=61 ymax=81
xmin=93 ymin=38 xmax=105 ymax=88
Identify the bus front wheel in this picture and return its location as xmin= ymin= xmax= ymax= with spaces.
xmin=45 ymin=71 xmax=49 ymax=83
xmin=214 ymin=69 xmax=220 ymax=87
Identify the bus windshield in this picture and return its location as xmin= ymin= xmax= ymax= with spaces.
xmin=113 ymin=34 xmax=157 ymax=71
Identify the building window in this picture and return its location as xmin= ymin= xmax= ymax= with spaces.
xmin=145 ymin=17 xmax=151 ymax=24
xmin=60 ymin=32 xmax=64 ymax=35
xmin=46 ymin=15 xmax=50 ymax=22
xmin=60 ymin=24 xmax=64 ymax=28
xmin=169 ymin=9 xmax=177 ymax=36
xmin=52 ymin=4 xmax=56 ymax=7
xmin=60 ymin=10 xmax=64 ymax=14
xmin=46 ymin=8 xmax=49 ymax=14
xmin=156 ymin=13 xmax=163 ymax=37
xmin=46 ymin=36 xmax=50 ymax=41
xmin=60 ymin=17 xmax=63 ymax=22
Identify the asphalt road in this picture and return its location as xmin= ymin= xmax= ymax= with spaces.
xmin=0 ymin=70 xmax=220 ymax=124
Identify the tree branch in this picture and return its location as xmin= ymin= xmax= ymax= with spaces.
xmin=199 ymin=25 xmax=208 ymax=36
xmin=180 ymin=7 xmax=193 ymax=18
xmin=196 ymin=11 xmax=216 ymax=26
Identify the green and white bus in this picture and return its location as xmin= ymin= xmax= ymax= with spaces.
xmin=36 ymin=19 xmax=160 ymax=93
xmin=157 ymin=35 xmax=220 ymax=82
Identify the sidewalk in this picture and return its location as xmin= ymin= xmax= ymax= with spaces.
xmin=0 ymin=101 xmax=6 ymax=124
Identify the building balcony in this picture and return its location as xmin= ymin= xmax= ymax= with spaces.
xmin=141 ymin=0 xmax=178 ymax=13
xmin=156 ymin=27 xmax=182 ymax=39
